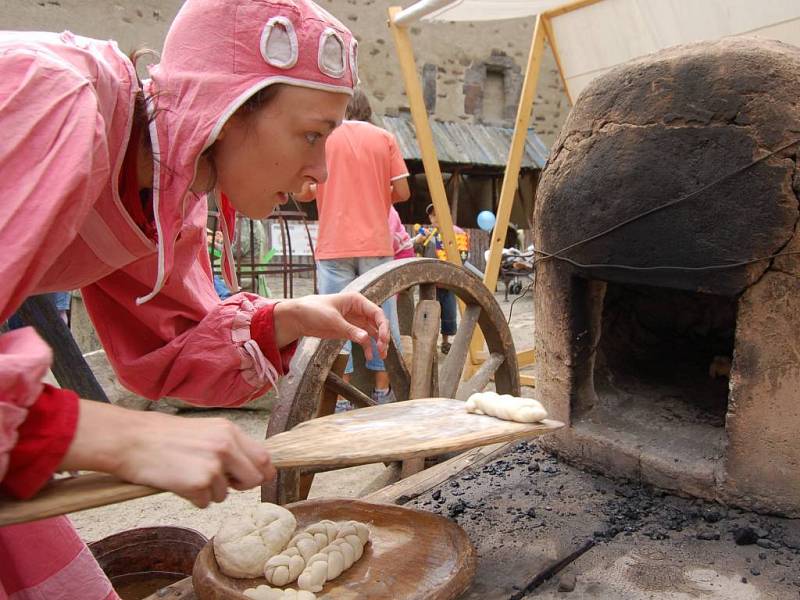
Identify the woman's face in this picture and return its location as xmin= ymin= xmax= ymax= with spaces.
xmin=204 ymin=85 xmax=349 ymax=219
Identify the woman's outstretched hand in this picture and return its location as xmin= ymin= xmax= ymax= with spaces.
xmin=273 ymin=292 xmax=390 ymax=360
xmin=60 ymin=400 xmax=276 ymax=508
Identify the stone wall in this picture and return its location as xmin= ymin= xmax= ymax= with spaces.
xmin=4 ymin=0 xmax=568 ymax=145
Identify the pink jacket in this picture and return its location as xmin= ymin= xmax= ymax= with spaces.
xmin=0 ymin=0 xmax=356 ymax=595
xmin=0 ymin=30 xmax=273 ymax=600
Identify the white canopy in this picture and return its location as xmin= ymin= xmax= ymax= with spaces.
xmin=421 ymin=0 xmax=560 ymax=22
xmin=395 ymin=0 xmax=800 ymax=98
xmin=552 ymin=0 xmax=800 ymax=98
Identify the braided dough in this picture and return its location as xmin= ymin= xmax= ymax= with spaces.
xmin=243 ymin=585 xmax=316 ymax=600
xmin=466 ymin=392 xmax=547 ymax=423
xmin=213 ymin=503 xmax=296 ymax=578
xmin=265 ymin=520 xmax=369 ymax=587
xmin=297 ymin=521 xmax=371 ymax=593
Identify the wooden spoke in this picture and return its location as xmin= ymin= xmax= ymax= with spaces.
xmin=404 ymin=298 xmax=441 ymax=478
xmin=410 ymin=300 xmax=441 ymax=399
xmin=324 ymin=372 xmax=376 ymax=409
xmin=384 ymin=335 xmax=411 ymax=402
xmin=302 ymin=353 xmax=347 ymax=498
xmin=456 ymin=352 xmax=505 ymax=401
xmin=419 ymin=282 xmax=437 ymax=301
xmin=315 ymin=353 xmax=349 ymax=418
xmin=439 ymin=303 xmax=482 ymax=399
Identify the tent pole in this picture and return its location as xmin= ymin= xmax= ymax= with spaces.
xmin=464 ymin=13 xmax=547 ymax=378
xmin=541 ymin=15 xmax=573 ymax=105
xmin=482 ymin=13 xmax=546 ymax=296
xmin=544 ymin=0 xmax=604 ymax=19
xmin=388 ymin=6 xmax=461 ymax=269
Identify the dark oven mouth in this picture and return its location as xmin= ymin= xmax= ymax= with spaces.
xmin=575 ymin=280 xmax=737 ymax=466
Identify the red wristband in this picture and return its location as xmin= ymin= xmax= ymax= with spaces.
xmin=250 ymin=304 xmax=297 ymax=376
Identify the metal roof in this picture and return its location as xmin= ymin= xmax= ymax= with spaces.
xmin=377 ymin=115 xmax=549 ymax=170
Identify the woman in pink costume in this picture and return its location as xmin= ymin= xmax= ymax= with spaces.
xmin=0 ymin=1 xmax=387 ymax=597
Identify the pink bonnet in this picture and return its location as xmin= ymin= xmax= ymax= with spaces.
xmin=140 ymin=0 xmax=358 ymax=302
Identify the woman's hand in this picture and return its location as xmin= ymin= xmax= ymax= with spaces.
xmin=273 ymin=292 xmax=390 ymax=361
xmin=60 ymin=400 xmax=276 ymax=508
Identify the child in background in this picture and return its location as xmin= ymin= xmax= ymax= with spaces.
xmin=389 ymin=205 xmax=415 ymax=260
xmin=413 ymin=203 xmax=469 ymax=354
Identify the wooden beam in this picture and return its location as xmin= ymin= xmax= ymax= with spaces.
xmin=324 ymin=371 xmax=377 ymax=409
xmin=17 ymin=295 xmax=109 ymax=403
xmin=543 ymin=0 xmax=605 ymax=20
xmin=456 ymin=352 xmax=505 ymax=401
xmin=482 ymin=14 xmax=546 ymax=296
xmin=304 ymin=353 xmax=349 ymax=498
xmin=388 ymin=6 xmax=461 ymax=269
xmin=541 ymin=15 xmax=573 ymax=106
xmin=364 ymin=442 xmax=513 ymax=505
xmin=384 ymin=335 xmax=411 ymax=402
xmin=467 ymin=14 xmax=547 ymax=369
xmin=404 ymin=299 xmax=442 ymax=477
xmin=517 ymin=348 xmax=536 ymax=367
xmin=439 ymin=303 xmax=482 ymax=399
xmin=410 ymin=300 xmax=441 ymax=400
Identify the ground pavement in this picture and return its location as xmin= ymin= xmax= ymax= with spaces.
xmin=69 ymin=279 xmax=800 ymax=598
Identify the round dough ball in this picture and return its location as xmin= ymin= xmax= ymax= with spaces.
xmin=213 ymin=503 xmax=297 ymax=578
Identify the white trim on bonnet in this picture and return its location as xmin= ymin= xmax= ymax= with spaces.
xmin=259 ymin=16 xmax=299 ymax=69
xmin=317 ymin=28 xmax=346 ymax=79
xmin=349 ymin=38 xmax=359 ymax=85
xmin=204 ymin=76 xmax=353 ymax=152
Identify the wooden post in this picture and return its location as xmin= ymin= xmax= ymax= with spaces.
xmin=481 ymin=13 xmax=546 ymax=308
xmin=402 ymin=298 xmax=441 ymax=477
xmin=544 ymin=0 xmax=605 ymax=19
xmin=300 ymin=352 xmax=348 ymax=499
xmin=16 ymin=295 xmax=109 ymax=403
xmin=388 ymin=6 xmax=461 ymax=269
xmin=466 ymin=14 xmax=548 ymax=374
xmin=541 ymin=15 xmax=573 ymax=106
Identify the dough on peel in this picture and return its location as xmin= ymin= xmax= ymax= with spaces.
xmin=265 ymin=520 xmax=370 ymax=587
xmin=465 ymin=392 xmax=547 ymax=423
xmin=296 ymin=521 xmax=371 ymax=592
xmin=213 ymin=503 xmax=296 ymax=578
xmin=243 ymin=584 xmax=316 ymax=600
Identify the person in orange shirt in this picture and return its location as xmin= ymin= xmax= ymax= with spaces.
xmin=299 ymin=89 xmax=410 ymax=404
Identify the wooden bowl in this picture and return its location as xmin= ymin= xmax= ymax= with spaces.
xmin=193 ymin=498 xmax=476 ymax=600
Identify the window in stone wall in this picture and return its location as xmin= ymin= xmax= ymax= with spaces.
xmin=482 ymin=69 xmax=505 ymax=124
xmin=463 ymin=50 xmax=522 ymax=125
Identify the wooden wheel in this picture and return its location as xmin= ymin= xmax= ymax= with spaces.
xmin=261 ymin=258 xmax=520 ymax=504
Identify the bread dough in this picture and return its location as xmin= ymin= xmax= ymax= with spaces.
xmin=465 ymin=392 xmax=547 ymax=423
xmin=264 ymin=548 xmax=305 ymax=586
xmin=213 ymin=503 xmax=297 ymax=578
xmin=265 ymin=520 xmax=369 ymax=587
xmin=243 ymin=585 xmax=316 ymax=600
xmin=297 ymin=521 xmax=370 ymax=593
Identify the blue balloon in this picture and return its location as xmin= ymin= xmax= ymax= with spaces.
xmin=477 ymin=210 xmax=496 ymax=232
